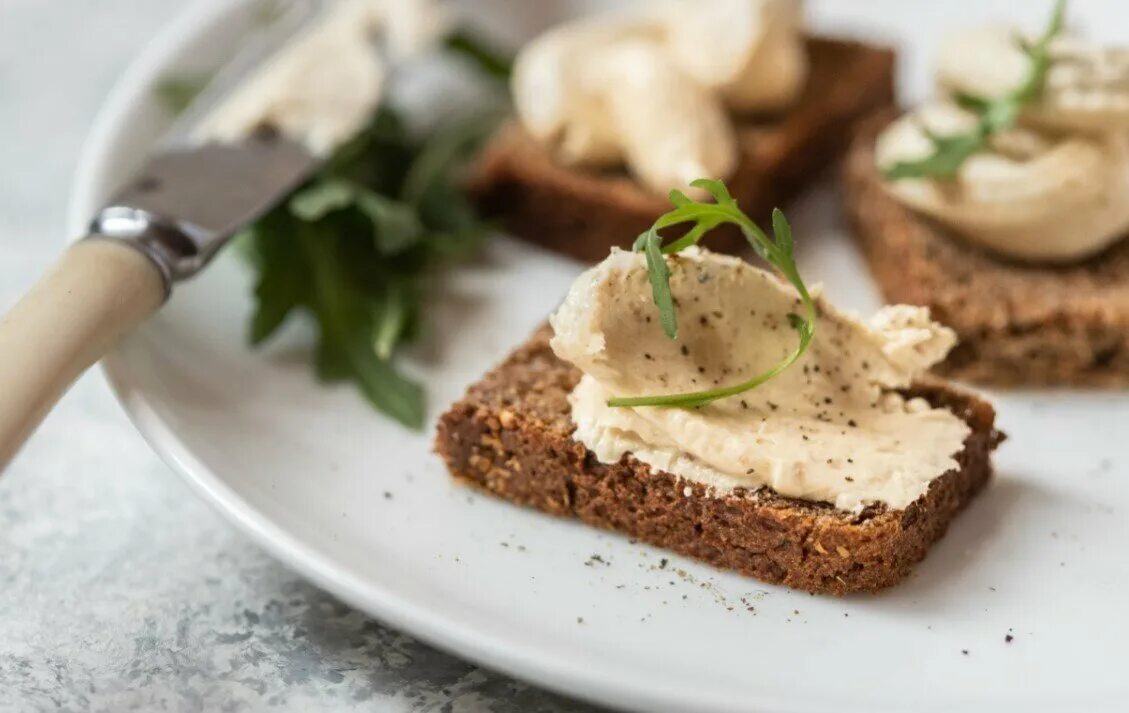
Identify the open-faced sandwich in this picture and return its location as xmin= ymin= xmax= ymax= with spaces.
xmin=844 ymin=1 xmax=1129 ymax=386
xmin=470 ymin=0 xmax=895 ymax=262
xmin=437 ymin=181 xmax=1002 ymax=594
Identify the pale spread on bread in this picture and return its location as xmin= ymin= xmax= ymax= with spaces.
xmin=876 ymin=24 xmax=1129 ymax=263
xmin=936 ymin=27 xmax=1129 ymax=133
xmin=550 ymin=247 xmax=969 ymax=512
xmin=196 ymin=0 xmax=446 ymax=155
xmin=511 ymin=0 xmax=807 ymax=195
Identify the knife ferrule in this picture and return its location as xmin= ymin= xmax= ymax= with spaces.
xmin=82 ymin=137 xmax=318 ymax=295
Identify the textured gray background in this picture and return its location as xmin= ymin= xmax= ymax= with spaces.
xmin=0 ymin=2 xmax=599 ymax=711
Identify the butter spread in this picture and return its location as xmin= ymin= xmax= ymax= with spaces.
xmin=511 ymin=0 xmax=807 ymax=195
xmin=582 ymin=41 xmax=738 ymax=196
xmin=876 ymin=24 xmax=1129 ymax=263
xmin=935 ymin=26 xmax=1129 ymax=134
xmin=660 ymin=0 xmax=807 ymax=113
xmin=195 ymin=0 xmax=446 ymax=156
xmin=549 ymin=247 xmax=969 ymax=513
xmin=876 ymin=101 xmax=1129 ymax=263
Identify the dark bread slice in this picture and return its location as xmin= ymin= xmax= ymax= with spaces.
xmin=436 ymin=326 xmax=1002 ymax=595
xmin=843 ymin=111 xmax=1129 ymax=386
xmin=470 ymin=37 xmax=896 ymax=262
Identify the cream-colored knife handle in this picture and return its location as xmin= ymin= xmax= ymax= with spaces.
xmin=0 ymin=240 xmax=166 ymax=469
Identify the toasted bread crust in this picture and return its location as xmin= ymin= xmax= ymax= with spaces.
xmin=842 ymin=111 xmax=1129 ymax=386
xmin=435 ymin=327 xmax=1001 ymax=595
xmin=470 ymin=37 xmax=896 ymax=262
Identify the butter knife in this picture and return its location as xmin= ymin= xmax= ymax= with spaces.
xmin=0 ymin=0 xmax=426 ymax=469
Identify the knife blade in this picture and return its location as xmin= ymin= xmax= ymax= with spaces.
xmin=0 ymin=0 xmax=429 ymax=469
xmin=90 ymin=134 xmax=318 ymax=285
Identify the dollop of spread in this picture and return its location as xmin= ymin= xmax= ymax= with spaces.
xmin=550 ymin=248 xmax=969 ymax=513
xmin=876 ymin=101 xmax=1129 ymax=263
xmin=936 ymin=27 xmax=1129 ymax=133
xmin=195 ymin=0 xmax=446 ymax=155
xmin=876 ymin=25 xmax=1129 ymax=263
xmin=511 ymin=0 xmax=807 ymax=195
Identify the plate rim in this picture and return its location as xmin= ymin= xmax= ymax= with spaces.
xmin=64 ymin=3 xmax=812 ymax=712
xmin=76 ymin=4 xmax=1129 ymax=712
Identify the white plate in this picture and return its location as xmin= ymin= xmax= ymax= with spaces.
xmin=69 ymin=2 xmax=1129 ymax=711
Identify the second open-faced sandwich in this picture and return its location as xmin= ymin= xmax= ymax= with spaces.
xmin=437 ymin=181 xmax=1002 ymax=594
xmin=844 ymin=1 xmax=1129 ymax=386
xmin=470 ymin=0 xmax=895 ymax=262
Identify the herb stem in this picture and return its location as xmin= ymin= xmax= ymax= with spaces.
xmin=883 ymin=0 xmax=1067 ymax=181
xmin=608 ymin=179 xmax=816 ymax=410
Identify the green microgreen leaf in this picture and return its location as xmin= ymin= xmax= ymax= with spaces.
xmin=883 ymin=0 xmax=1068 ymax=181
xmin=690 ymin=177 xmax=734 ymax=204
xmin=668 ymin=189 xmax=692 ymax=207
xmin=607 ymin=185 xmax=817 ymax=410
xmin=772 ymin=207 xmax=793 ymax=254
xmin=643 ymin=231 xmax=677 ymax=339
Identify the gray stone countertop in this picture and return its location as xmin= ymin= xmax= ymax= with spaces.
xmin=0 ymin=2 xmax=598 ymax=710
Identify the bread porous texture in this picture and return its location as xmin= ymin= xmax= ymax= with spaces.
xmin=844 ymin=111 xmax=1129 ymax=386
xmin=436 ymin=326 xmax=1002 ymax=595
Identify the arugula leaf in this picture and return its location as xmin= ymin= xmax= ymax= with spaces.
xmin=884 ymin=130 xmax=986 ymax=181
xmin=314 ymin=336 xmax=352 ymax=382
xmin=162 ymin=29 xmax=512 ymax=428
xmin=443 ymin=30 xmax=514 ymax=80
xmin=356 ymin=191 xmax=425 ymax=254
xmin=243 ymin=102 xmax=501 ymax=428
xmin=247 ymin=217 xmax=304 ymax=345
xmin=643 ymin=231 xmax=677 ymax=339
xmin=607 ymin=181 xmax=816 ymax=410
xmin=372 ymin=282 xmax=410 ymax=361
xmin=154 ymin=74 xmax=211 ymax=114
xmin=289 ymin=180 xmax=357 ymax=220
xmin=290 ymin=177 xmax=426 ymax=255
xmin=883 ymin=0 xmax=1067 ymax=181
xmin=296 ymin=224 xmax=425 ymax=427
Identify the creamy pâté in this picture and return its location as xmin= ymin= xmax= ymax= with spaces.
xmin=195 ymin=0 xmax=446 ymax=155
xmin=511 ymin=0 xmax=807 ymax=195
xmin=876 ymin=24 xmax=1129 ymax=263
xmin=550 ymin=248 xmax=969 ymax=512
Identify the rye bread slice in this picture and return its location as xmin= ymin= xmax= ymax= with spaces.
xmin=469 ymin=37 xmax=896 ymax=262
xmin=843 ymin=111 xmax=1129 ymax=386
xmin=435 ymin=326 xmax=1001 ymax=595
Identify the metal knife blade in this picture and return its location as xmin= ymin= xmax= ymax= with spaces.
xmin=89 ymin=134 xmax=318 ymax=285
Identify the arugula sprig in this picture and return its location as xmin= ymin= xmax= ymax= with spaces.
xmin=151 ymin=28 xmax=512 ymax=428
xmin=222 ymin=29 xmax=513 ymax=429
xmin=444 ymin=30 xmax=514 ymax=81
xmin=883 ymin=0 xmax=1067 ymax=181
xmin=606 ymin=179 xmax=816 ymax=410
xmin=242 ymin=105 xmax=500 ymax=428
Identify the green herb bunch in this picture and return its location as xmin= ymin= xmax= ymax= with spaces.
xmin=608 ymin=179 xmax=816 ymax=410
xmin=153 ymin=30 xmax=511 ymax=430
xmin=883 ymin=0 xmax=1067 ymax=181
xmin=242 ymin=105 xmax=500 ymax=429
